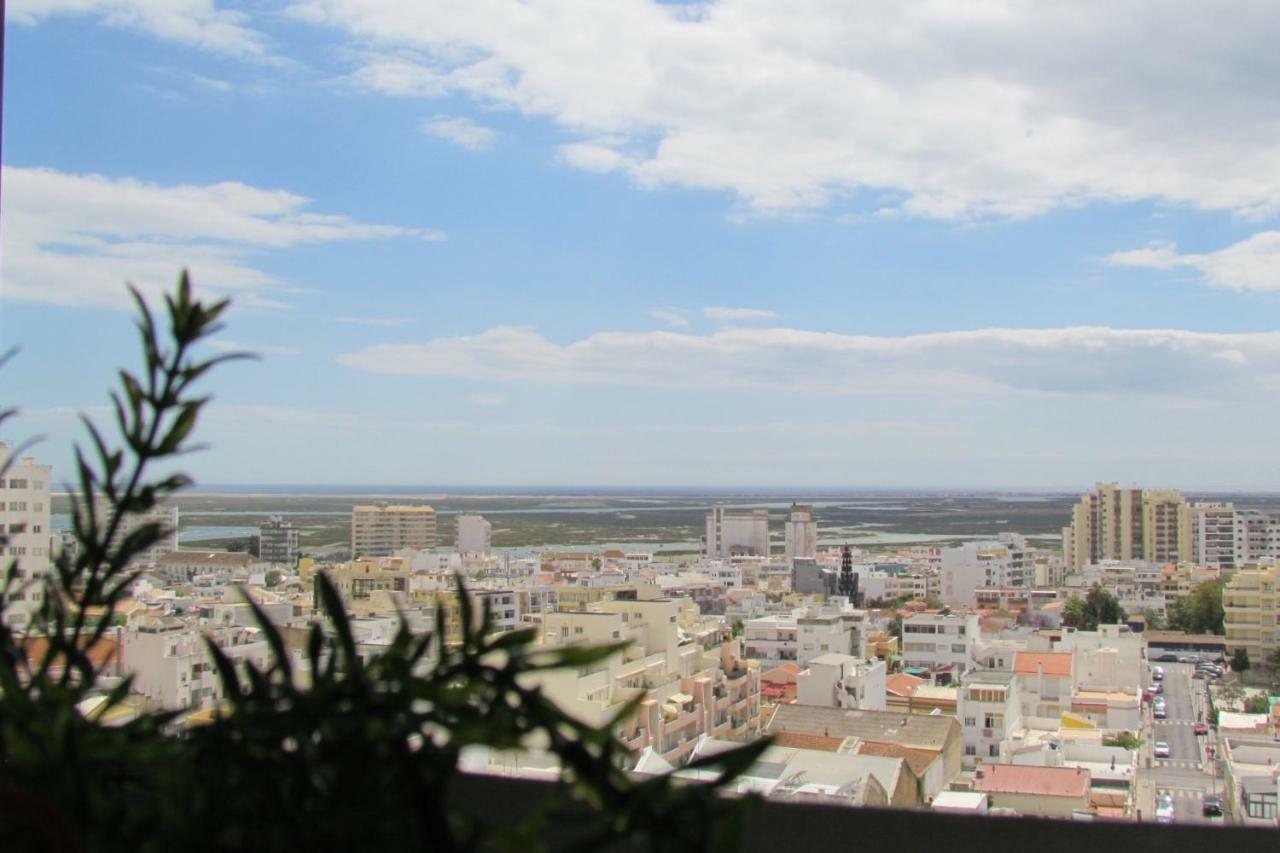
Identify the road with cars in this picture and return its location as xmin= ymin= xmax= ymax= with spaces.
xmin=1143 ymin=660 xmax=1224 ymax=825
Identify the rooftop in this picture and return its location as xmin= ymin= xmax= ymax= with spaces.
xmin=973 ymin=764 xmax=1090 ymax=799
xmin=766 ymin=704 xmax=957 ymax=752
xmin=1013 ymin=651 xmax=1074 ymax=678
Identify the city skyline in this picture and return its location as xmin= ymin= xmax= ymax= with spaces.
xmin=5 ymin=3 xmax=1280 ymax=488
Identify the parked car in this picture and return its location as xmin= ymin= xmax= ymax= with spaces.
xmin=1148 ymin=682 xmax=1163 ymax=694
xmin=1155 ymin=653 xmax=1179 ymax=662
xmin=1155 ymin=741 xmax=1171 ymax=757
xmin=1178 ymin=655 xmax=1199 ymax=663
xmin=1156 ymin=793 xmax=1176 ymax=823
xmin=1202 ymin=795 xmax=1224 ymax=818
xmin=1152 ymin=666 xmax=1165 ymax=680
xmin=1194 ymin=722 xmax=1209 ymax=735
xmin=1154 ymin=705 xmax=1167 ymax=719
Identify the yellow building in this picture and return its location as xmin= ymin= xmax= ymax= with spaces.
xmin=1223 ymin=565 xmax=1278 ymax=665
xmin=350 ymin=502 xmax=437 ymax=557
xmin=1063 ymin=483 xmax=1190 ymax=571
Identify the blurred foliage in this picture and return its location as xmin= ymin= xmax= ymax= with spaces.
xmin=1166 ymin=580 xmax=1225 ymax=635
xmin=0 ymin=273 xmax=765 ymax=853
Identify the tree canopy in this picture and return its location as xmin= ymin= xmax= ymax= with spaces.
xmin=1061 ymin=584 xmax=1126 ymax=631
xmin=1166 ymin=580 xmax=1225 ymax=635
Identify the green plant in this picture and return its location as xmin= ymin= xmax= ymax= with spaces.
xmin=1231 ymin=647 xmax=1251 ymax=673
xmin=1243 ymin=694 xmax=1270 ymax=714
xmin=0 ymin=273 xmax=766 ymax=853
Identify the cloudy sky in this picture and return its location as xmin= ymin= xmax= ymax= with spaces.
xmin=4 ymin=1 xmax=1280 ymax=489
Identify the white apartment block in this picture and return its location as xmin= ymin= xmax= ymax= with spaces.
xmin=85 ymin=495 xmax=179 ymax=567
xmin=796 ymin=654 xmax=887 ymax=711
xmin=0 ymin=446 xmax=53 ymax=628
xmin=744 ymin=604 xmax=867 ymax=668
xmin=959 ymin=669 xmax=1023 ymax=767
xmin=860 ymin=570 xmax=928 ymax=603
xmin=455 ymin=513 xmax=492 ymax=554
xmin=900 ymin=612 xmax=979 ymax=679
xmin=703 ymin=506 xmax=770 ymax=558
xmin=939 ymin=535 xmax=1031 ymax=607
xmin=784 ymin=503 xmax=817 ymax=560
xmin=351 ymin=503 xmax=437 ymax=557
xmin=122 ymin=623 xmax=280 ymax=710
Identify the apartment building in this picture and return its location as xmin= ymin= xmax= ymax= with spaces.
xmin=795 ymin=654 xmax=887 ymax=710
xmin=86 ymin=495 xmax=180 ymax=568
xmin=744 ymin=605 xmax=867 ymax=668
xmin=259 ymin=515 xmax=299 ymax=565
xmin=1223 ymin=565 xmax=1278 ymax=666
xmin=1190 ymin=502 xmax=1239 ymax=569
xmin=1062 ymin=484 xmax=1191 ymax=571
xmin=939 ymin=535 xmax=1031 ymax=607
xmin=122 ymin=622 xmax=278 ymax=711
xmin=1012 ymin=651 xmax=1074 ymax=721
xmin=958 ymin=669 xmax=1023 ymax=767
xmin=0 ymin=447 xmax=53 ymax=628
xmin=703 ymin=506 xmax=770 ymax=558
xmin=533 ymin=597 xmax=762 ymax=765
xmin=900 ymin=612 xmax=979 ymax=679
xmin=783 ymin=503 xmax=817 ymax=560
xmin=455 ymin=513 xmax=492 ymax=554
xmin=351 ymin=503 xmax=437 ymax=557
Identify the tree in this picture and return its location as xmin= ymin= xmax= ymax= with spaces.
xmin=731 ymin=618 xmax=744 ymax=638
xmin=1232 ymin=647 xmax=1251 ymax=673
xmin=0 ymin=273 xmax=766 ymax=853
xmin=1167 ymin=580 xmax=1225 ymax=635
xmin=1061 ymin=585 xmax=1125 ymax=631
xmin=264 ymin=570 xmax=282 ymax=588
xmin=1244 ymin=694 xmax=1270 ymax=714
xmin=1140 ymin=608 xmax=1165 ymax=631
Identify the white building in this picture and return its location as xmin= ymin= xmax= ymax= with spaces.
xmin=86 ymin=495 xmax=178 ymax=568
xmin=0 ymin=446 xmax=53 ymax=629
xmin=351 ymin=503 xmax=437 ymax=557
xmin=939 ymin=535 xmax=1032 ymax=607
xmin=455 ymin=513 xmax=492 ymax=554
xmin=900 ymin=612 xmax=979 ymax=679
xmin=122 ymin=622 xmax=282 ymax=710
xmin=703 ymin=506 xmax=770 ymax=559
xmin=784 ymin=503 xmax=817 ymax=560
xmin=796 ymin=654 xmax=887 ymax=711
xmin=744 ymin=604 xmax=867 ymax=668
xmin=958 ymin=669 xmax=1023 ymax=767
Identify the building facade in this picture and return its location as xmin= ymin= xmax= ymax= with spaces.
xmin=259 ymin=515 xmax=299 ymax=565
xmin=0 ymin=446 xmax=53 ymax=629
xmin=351 ymin=503 xmax=437 ymax=557
xmin=1063 ymin=484 xmax=1191 ymax=571
xmin=703 ymin=506 xmax=770 ymax=558
xmin=455 ymin=513 xmax=492 ymax=554
xmin=783 ymin=503 xmax=817 ymax=560
xmin=1223 ymin=566 xmax=1278 ymax=666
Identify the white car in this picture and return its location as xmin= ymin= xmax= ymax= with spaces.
xmin=1155 ymin=741 xmax=1171 ymax=758
xmin=1156 ymin=793 xmax=1176 ymax=823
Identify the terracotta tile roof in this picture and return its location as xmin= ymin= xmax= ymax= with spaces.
xmin=1013 ymin=651 xmax=1074 ymax=677
xmin=21 ymin=636 xmax=120 ymax=675
xmin=885 ymin=673 xmax=926 ymax=697
xmin=761 ymin=663 xmax=802 ymax=684
xmin=973 ymin=764 xmax=1090 ymax=799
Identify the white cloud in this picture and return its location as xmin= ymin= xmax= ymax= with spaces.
xmin=288 ymin=1 xmax=1280 ymax=219
xmin=420 ymin=115 xmax=498 ymax=151
xmin=704 ymin=306 xmax=777 ymax=323
xmin=647 ymin=308 xmax=689 ymax=328
xmin=1108 ymin=232 xmax=1280 ymax=292
xmin=208 ymin=339 xmax=300 ymax=357
xmin=336 ymin=315 xmax=416 ymax=327
xmin=465 ymin=393 xmax=507 ymax=407
xmin=12 ymin=0 xmax=269 ymax=57
xmin=0 ymin=166 xmax=442 ymax=310
xmin=337 ymin=324 xmax=1280 ymax=400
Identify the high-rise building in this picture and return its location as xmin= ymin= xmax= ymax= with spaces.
xmin=0 ymin=445 xmax=53 ymax=629
xmin=1223 ymin=565 xmax=1277 ymax=665
xmin=1062 ymin=483 xmax=1190 ymax=571
xmin=455 ymin=513 xmax=492 ymax=554
xmin=783 ymin=502 xmax=817 ymax=560
xmin=91 ymin=495 xmax=178 ymax=567
xmin=702 ymin=506 xmax=770 ymax=558
xmin=259 ymin=515 xmax=299 ymax=565
xmin=1190 ymin=502 xmax=1238 ymax=569
xmin=350 ymin=503 xmax=437 ymax=557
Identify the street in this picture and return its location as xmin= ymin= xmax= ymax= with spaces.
xmin=1140 ymin=661 xmax=1223 ymax=825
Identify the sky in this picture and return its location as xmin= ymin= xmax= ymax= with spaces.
xmin=3 ymin=1 xmax=1280 ymax=490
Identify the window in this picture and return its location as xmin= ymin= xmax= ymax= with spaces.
xmin=8 ymin=502 xmax=26 ymax=511
xmin=964 ymin=744 xmax=976 ymax=756
xmin=963 ymin=716 xmax=976 ymax=727
xmin=8 ymin=479 xmax=27 ymax=489
xmin=988 ymin=744 xmax=999 ymax=757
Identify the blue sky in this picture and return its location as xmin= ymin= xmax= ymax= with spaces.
xmin=3 ymin=2 xmax=1280 ymax=489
